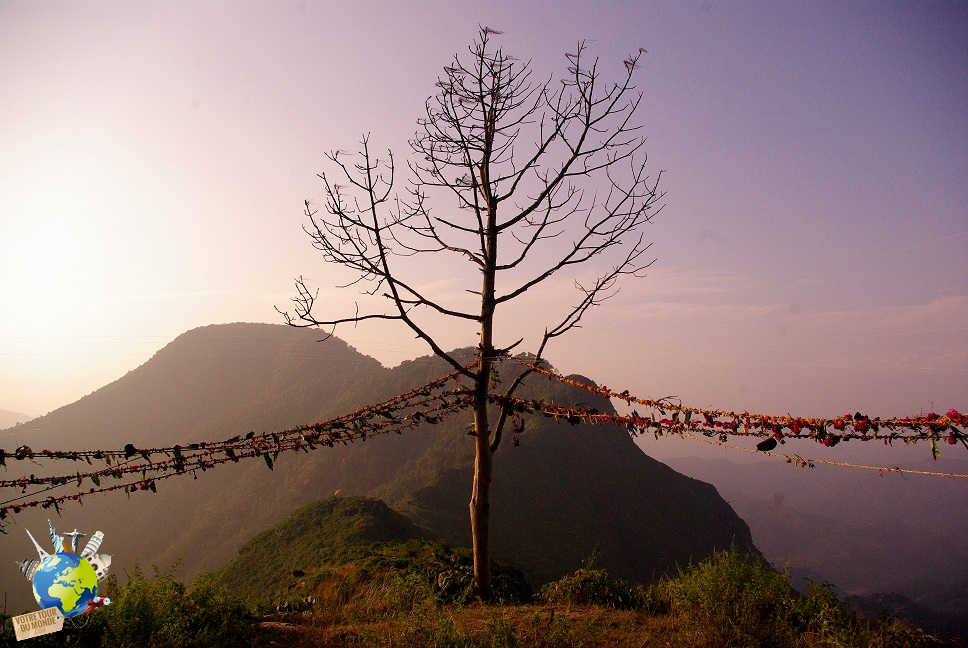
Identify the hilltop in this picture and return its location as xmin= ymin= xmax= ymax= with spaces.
xmin=217 ymin=497 xmax=432 ymax=604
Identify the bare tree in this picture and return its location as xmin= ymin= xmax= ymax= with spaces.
xmin=280 ymin=26 xmax=664 ymax=599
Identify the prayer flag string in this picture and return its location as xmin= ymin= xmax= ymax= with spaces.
xmin=508 ymin=358 xmax=966 ymax=447
xmin=0 ymin=369 xmax=472 ymax=523
xmin=2 ymin=357 xmax=965 ymax=527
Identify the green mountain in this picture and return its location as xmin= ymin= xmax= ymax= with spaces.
xmin=0 ymin=323 xmax=755 ymax=614
xmin=385 ymin=367 xmax=755 ymax=586
xmin=217 ymin=496 xmax=430 ymax=602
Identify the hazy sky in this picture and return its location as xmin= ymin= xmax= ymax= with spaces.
xmin=2 ymin=2 xmax=965 ymax=466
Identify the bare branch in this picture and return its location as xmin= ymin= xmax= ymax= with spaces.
xmin=284 ymin=26 xmax=664 ymax=599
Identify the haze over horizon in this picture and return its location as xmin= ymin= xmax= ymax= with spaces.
xmin=2 ymin=1 xmax=965 ymax=462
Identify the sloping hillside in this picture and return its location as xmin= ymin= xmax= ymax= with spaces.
xmin=217 ymin=496 xmax=431 ymax=602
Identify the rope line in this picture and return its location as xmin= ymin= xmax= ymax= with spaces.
xmin=510 ymin=357 xmax=966 ymax=443
xmin=2 ymin=356 xmax=965 ymax=525
xmin=680 ymin=431 xmax=968 ymax=479
xmin=0 ymin=368 xmax=473 ymax=522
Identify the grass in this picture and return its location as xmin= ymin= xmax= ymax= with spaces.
xmin=652 ymin=547 xmax=944 ymax=647
xmin=1 ymin=547 xmax=949 ymax=647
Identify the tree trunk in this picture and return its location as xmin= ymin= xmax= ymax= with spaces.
xmin=472 ymin=189 xmax=497 ymax=598
xmin=470 ymin=384 xmax=492 ymax=598
xmin=471 ymin=90 xmax=499 ymax=599
xmin=471 ymin=276 xmax=496 ymax=599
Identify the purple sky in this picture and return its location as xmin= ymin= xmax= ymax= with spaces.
xmin=1 ymin=2 xmax=965 ymax=465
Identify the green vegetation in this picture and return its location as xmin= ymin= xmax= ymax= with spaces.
xmin=3 ymin=547 xmax=946 ymax=647
xmin=540 ymin=553 xmax=648 ymax=610
xmin=216 ymin=496 xmax=429 ymax=606
xmin=0 ymin=564 xmax=255 ymax=647
xmin=651 ymin=546 xmax=945 ymax=646
xmin=363 ymin=540 xmax=533 ymax=606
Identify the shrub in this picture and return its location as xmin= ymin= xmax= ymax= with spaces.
xmin=658 ymin=546 xmax=799 ymax=646
xmin=655 ymin=547 xmax=946 ymax=647
xmin=541 ymin=555 xmax=645 ymax=610
xmin=789 ymin=577 xmax=854 ymax=639
xmin=365 ymin=540 xmax=533 ymax=606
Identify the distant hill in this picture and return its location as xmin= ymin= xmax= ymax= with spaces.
xmin=0 ymin=323 xmax=754 ymax=614
xmin=0 ymin=408 xmax=32 ymax=430
xmin=3 ymin=322 xmax=385 ymax=450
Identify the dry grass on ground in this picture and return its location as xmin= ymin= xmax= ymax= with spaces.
xmin=258 ymin=604 xmax=782 ymax=648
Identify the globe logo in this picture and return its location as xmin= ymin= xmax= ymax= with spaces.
xmin=31 ymin=551 xmax=99 ymax=618
xmin=18 ymin=521 xmax=112 ymax=623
